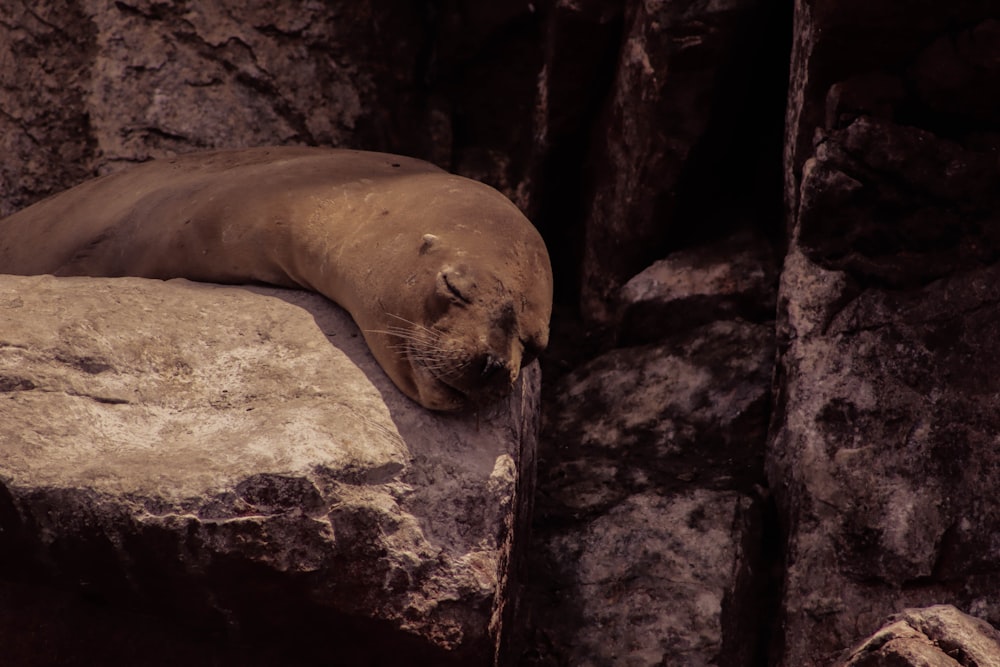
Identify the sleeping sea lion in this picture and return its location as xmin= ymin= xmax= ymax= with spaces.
xmin=0 ymin=147 xmax=553 ymax=411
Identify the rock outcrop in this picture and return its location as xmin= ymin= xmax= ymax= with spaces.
xmin=4 ymin=1 xmax=1000 ymax=665
xmin=837 ymin=605 xmax=1000 ymax=667
xmin=771 ymin=1 xmax=1000 ymax=664
xmin=575 ymin=0 xmax=784 ymax=322
xmin=519 ymin=236 xmax=778 ymax=666
xmin=0 ymin=275 xmax=539 ymax=666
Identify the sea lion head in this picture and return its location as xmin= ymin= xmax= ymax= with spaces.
xmin=369 ymin=226 xmax=553 ymax=411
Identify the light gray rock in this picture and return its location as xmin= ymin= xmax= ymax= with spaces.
xmin=0 ymin=274 xmax=540 ymax=665
xmin=545 ymin=489 xmax=757 ymax=667
xmin=616 ymin=233 xmax=778 ymax=346
xmin=520 ymin=317 xmax=774 ymax=666
xmin=773 ymin=3 xmax=1000 ymax=664
xmin=837 ymin=605 xmax=1000 ymax=667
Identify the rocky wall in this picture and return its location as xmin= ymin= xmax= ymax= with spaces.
xmin=4 ymin=1 xmax=1000 ymax=666
xmin=771 ymin=2 xmax=1000 ymax=665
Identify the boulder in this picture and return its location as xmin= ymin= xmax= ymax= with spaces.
xmin=527 ymin=488 xmax=763 ymax=667
xmin=837 ymin=605 xmax=1000 ymax=667
xmin=0 ymin=274 xmax=539 ymax=666
xmin=769 ymin=246 xmax=1000 ymax=666
xmin=772 ymin=1 xmax=1000 ymax=664
xmin=616 ymin=233 xmax=778 ymax=346
xmin=519 ymin=315 xmax=775 ymax=666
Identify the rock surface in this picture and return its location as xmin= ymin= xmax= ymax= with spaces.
xmin=0 ymin=275 xmax=539 ymax=665
xmin=0 ymin=0 xmax=546 ymax=218
xmin=520 ymin=278 xmax=776 ymax=666
xmin=837 ymin=605 xmax=1000 ymax=667
xmin=771 ymin=1 xmax=1000 ymax=664
xmin=0 ymin=0 xmax=368 ymax=214
xmin=770 ymin=246 xmax=1000 ymax=664
xmin=533 ymin=489 xmax=759 ymax=667
xmin=5 ymin=0 xmax=1000 ymax=665
xmin=577 ymin=0 xmax=785 ymax=321
xmin=617 ymin=233 xmax=778 ymax=346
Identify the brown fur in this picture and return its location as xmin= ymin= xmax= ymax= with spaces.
xmin=0 ymin=147 xmax=553 ymax=410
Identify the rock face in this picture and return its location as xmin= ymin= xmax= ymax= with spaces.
xmin=0 ymin=1 xmax=366 ymax=214
xmin=577 ymin=0 xmax=781 ymax=321
xmin=771 ymin=1 xmax=1000 ymax=664
xmin=519 ymin=236 xmax=778 ymax=666
xmin=771 ymin=247 xmax=1000 ymax=665
xmin=533 ymin=489 xmax=759 ymax=667
xmin=5 ymin=1 xmax=1000 ymax=665
xmin=0 ymin=275 xmax=539 ymax=665
xmin=837 ymin=605 xmax=1000 ymax=667
xmin=0 ymin=0 xmax=546 ymax=218
xmin=616 ymin=233 xmax=778 ymax=346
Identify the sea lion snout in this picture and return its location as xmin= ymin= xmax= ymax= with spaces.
xmin=476 ymin=352 xmax=518 ymax=396
xmin=453 ymin=351 xmax=517 ymax=406
xmin=480 ymin=354 xmax=508 ymax=381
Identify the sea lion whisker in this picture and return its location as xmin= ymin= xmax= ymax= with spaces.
xmin=425 ymin=355 xmax=477 ymax=374
xmin=382 ymin=337 xmax=456 ymax=368
xmin=384 ymin=313 xmax=444 ymax=338
xmin=383 ymin=313 xmax=425 ymax=328
xmin=414 ymin=356 xmax=453 ymax=370
xmin=367 ymin=328 xmax=422 ymax=340
xmin=387 ymin=325 xmax=443 ymax=341
xmin=411 ymin=351 xmax=457 ymax=368
xmin=367 ymin=328 xmax=443 ymax=347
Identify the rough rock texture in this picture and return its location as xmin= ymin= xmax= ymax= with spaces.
xmin=542 ymin=319 xmax=774 ymax=499
xmin=577 ymin=0 xmax=785 ymax=321
xmin=0 ymin=0 xmax=546 ymax=217
xmin=531 ymin=489 xmax=760 ymax=667
xmin=518 ymin=235 xmax=778 ymax=666
xmin=772 ymin=1 xmax=1000 ymax=664
xmin=0 ymin=275 xmax=539 ymax=666
xmin=1 ymin=0 xmax=364 ymax=214
xmin=617 ymin=233 xmax=778 ymax=346
xmin=771 ymin=214 xmax=1000 ymax=667
xmin=8 ymin=0 xmax=1000 ymax=665
xmin=784 ymin=1 xmax=1000 ymax=227
xmin=837 ymin=605 xmax=1000 ymax=667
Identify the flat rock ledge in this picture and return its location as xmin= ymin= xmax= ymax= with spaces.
xmin=0 ymin=275 xmax=540 ymax=666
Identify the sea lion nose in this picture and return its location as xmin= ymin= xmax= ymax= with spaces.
xmin=480 ymin=354 xmax=507 ymax=381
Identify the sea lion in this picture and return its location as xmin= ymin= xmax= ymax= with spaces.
xmin=0 ymin=146 xmax=553 ymax=411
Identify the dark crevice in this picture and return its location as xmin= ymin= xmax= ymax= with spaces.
xmin=533 ymin=7 xmax=625 ymax=309
xmin=669 ymin=0 xmax=794 ymax=257
xmin=234 ymin=72 xmax=315 ymax=144
xmin=756 ymin=491 xmax=787 ymax=667
xmin=113 ymin=0 xmax=174 ymax=22
xmin=0 ymin=376 xmax=36 ymax=392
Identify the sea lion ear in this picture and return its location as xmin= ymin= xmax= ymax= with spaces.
xmin=420 ymin=234 xmax=439 ymax=255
